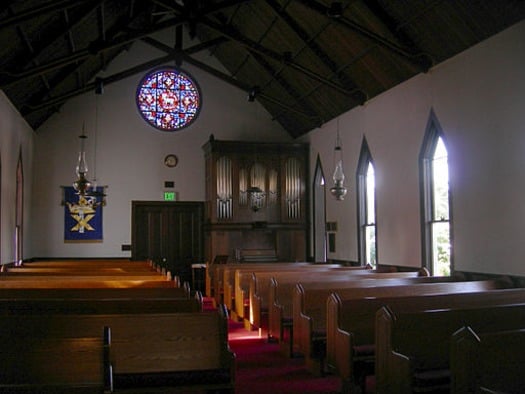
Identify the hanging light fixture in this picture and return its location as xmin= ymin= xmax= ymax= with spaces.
xmin=330 ymin=118 xmax=347 ymax=200
xmin=86 ymin=80 xmax=107 ymax=207
xmin=73 ymin=124 xmax=91 ymax=197
xmin=71 ymin=84 xmax=106 ymax=209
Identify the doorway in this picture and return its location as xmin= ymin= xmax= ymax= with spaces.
xmin=131 ymin=201 xmax=204 ymax=286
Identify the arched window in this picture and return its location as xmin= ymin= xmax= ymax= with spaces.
xmin=420 ymin=111 xmax=452 ymax=276
xmin=313 ymin=156 xmax=327 ymax=262
xmin=16 ymin=151 xmax=23 ymax=266
xmin=357 ymin=138 xmax=377 ymax=267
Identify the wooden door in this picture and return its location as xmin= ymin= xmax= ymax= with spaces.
xmin=131 ymin=201 xmax=204 ymax=285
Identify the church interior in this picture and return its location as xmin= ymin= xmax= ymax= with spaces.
xmin=0 ymin=1 xmax=525 ymax=392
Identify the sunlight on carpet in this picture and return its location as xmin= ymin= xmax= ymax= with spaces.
xmin=228 ymin=318 xmax=341 ymax=394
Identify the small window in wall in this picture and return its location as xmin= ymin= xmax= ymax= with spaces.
xmin=136 ymin=67 xmax=202 ymax=131
xmin=357 ymin=138 xmax=377 ymax=267
xmin=420 ymin=111 xmax=452 ymax=276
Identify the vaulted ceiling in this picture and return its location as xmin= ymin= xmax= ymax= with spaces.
xmin=1 ymin=0 xmax=524 ymax=139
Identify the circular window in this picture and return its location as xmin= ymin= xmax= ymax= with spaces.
xmin=136 ymin=67 xmax=202 ymax=131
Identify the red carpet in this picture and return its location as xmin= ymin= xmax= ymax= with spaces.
xmin=228 ymin=319 xmax=341 ymax=394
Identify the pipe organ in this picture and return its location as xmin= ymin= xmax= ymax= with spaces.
xmin=203 ymin=137 xmax=309 ymax=263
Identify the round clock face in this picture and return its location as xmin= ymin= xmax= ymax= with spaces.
xmin=164 ymin=154 xmax=178 ymax=168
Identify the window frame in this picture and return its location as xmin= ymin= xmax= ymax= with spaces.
xmin=419 ymin=110 xmax=453 ymax=275
xmin=356 ymin=137 xmax=377 ymax=267
xmin=135 ymin=66 xmax=202 ymax=132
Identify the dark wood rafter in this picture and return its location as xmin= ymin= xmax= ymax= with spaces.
xmin=249 ymin=50 xmax=322 ymax=132
xmin=206 ymin=8 xmax=323 ymax=130
xmin=16 ymin=21 xmax=52 ymax=93
xmin=362 ymin=0 xmax=436 ymax=67
xmin=63 ymin=9 xmax=76 ymax=52
xmin=20 ymin=3 xmax=154 ymax=115
xmin=141 ymin=36 xmax=320 ymax=123
xmin=150 ymin=0 xmax=251 ymax=18
xmin=0 ymin=1 xmax=251 ymax=89
xmin=0 ymin=1 xmax=18 ymax=16
xmin=295 ymin=0 xmax=433 ymax=72
xmin=20 ymin=38 xmax=217 ymax=113
xmin=24 ymin=35 xmax=318 ymax=127
xmin=228 ymin=2 xmax=277 ymax=78
xmin=200 ymin=18 xmax=360 ymax=99
xmin=0 ymin=13 xmax=185 ymax=88
xmin=273 ymin=45 xmax=373 ymax=124
xmin=1 ymin=0 xmax=523 ymax=136
xmin=265 ymin=0 xmax=365 ymax=99
xmin=6 ymin=2 xmax=102 ymax=74
xmin=97 ymin=2 xmax=107 ymax=70
xmin=0 ymin=0 xmax=94 ymax=30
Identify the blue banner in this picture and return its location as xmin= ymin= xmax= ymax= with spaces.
xmin=64 ymin=186 xmax=103 ymax=242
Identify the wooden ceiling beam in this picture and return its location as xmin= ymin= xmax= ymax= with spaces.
xmin=265 ymin=0 xmax=366 ymax=99
xmin=141 ymin=36 xmax=320 ymax=123
xmin=295 ymin=0 xmax=432 ymax=72
xmin=200 ymin=18 xmax=361 ymax=98
xmin=20 ymin=38 xmax=249 ymax=114
xmin=20 ymin=3 xmax=153 ymax=111
xmin=0 ymin=0 xmax=94 ymax=30
xmin=0 ymin=13 xmax=187 ymax=88
xmin=362 ymin=0 xmax=435 ymax=67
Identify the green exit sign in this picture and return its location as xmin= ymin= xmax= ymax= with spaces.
xmin=164 ymin=191 xmax=176 ymax=201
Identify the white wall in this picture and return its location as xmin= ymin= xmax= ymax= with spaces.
xmin=31 ymin=33 xmax=291 ymax=258
xmin=305 ymin=20 xmax=525 ymax=276
xmin=0 ymin=91 xmax=34 ymax=265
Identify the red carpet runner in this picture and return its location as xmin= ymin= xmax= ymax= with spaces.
xmin=227 ymin=319 xmax=341 ymax=394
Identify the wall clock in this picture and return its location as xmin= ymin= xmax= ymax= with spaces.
xmin=164 ymin=154 xmax=178 ymax=168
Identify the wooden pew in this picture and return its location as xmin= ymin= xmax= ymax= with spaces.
xmin=20 ymin=259 xmax=153 ymax=270
xmin=111 ymin=306 xmax=235 ymax=393
xmin=0 ymin=286 xmax=193 ymax=300
xmin=0 ymin=326 xmax=112 ymax=393
xmin=0 ymin=276 xmax=179 ymax=289
xmin=3 ymin=267 xmax=162 ymax=276
xmin=223 ymin=262 xmax=313 ymax=312
xmin=267 ymin=271 xmax=432 ymax=354
xmin=375 ymin=302 xmax=525 ymax=394
xmin=450 ymin=325 xmax=525 ymax=393
xmin=294 ymin=279 xmax=508 ymax=376
xmin=249 ymin=266 xmax=374 ymax=330
xmin=4 ymin=261 xmax=185 ymax=289
xmin=0 ymin=295 xmax=202 ymax=315
xmin=252 ymin=264 xmax=420 ymax=337
xmin=4 ymin=306 xmax=235 ymax=393
xmin=327 ymin=287 xmax=525 ymax=393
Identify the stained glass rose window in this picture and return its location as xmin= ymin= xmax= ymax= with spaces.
xmin=136 ymin=67 xmax=202 ymax=131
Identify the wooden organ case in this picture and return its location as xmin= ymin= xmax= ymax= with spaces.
xmin=203 ymin=137 xmax=309 ymax=264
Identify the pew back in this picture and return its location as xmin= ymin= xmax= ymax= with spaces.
xmin=375 ymin=302 xmax=525 ymax=393
xmin=0 ymin=277 xmax=178 ymax=288
xmin=0 ymin=286 xmax=191 ymax=300
xmin=0 ymin=297 xmax=202 ymax=315
xmin=450 ymin=326 xmax=525 ymax=393
xmin=266 ymin=272 xmax=436 ymax=354
xmin=213 ymin=262 xmax=311 ymax=305
xmin=294 ymin=279 xmax=508 ymax=375
xmin=327 ymin=287 xmax=525 ymax=392
xmin=1 ymin=307 xmax=234 ymax=393
xmin=243 ymin=267 xmax=420 ymax=323
xmin=228 ymin=263 xmax=338 ymax=315
xmin=249 ymin=267 xmax=376 ymax=328
xmin=0 ymin=326 xmax=111 ymax=393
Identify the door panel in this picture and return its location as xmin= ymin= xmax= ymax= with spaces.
xmin=132 ymin=202 xmax=204 ymax=285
